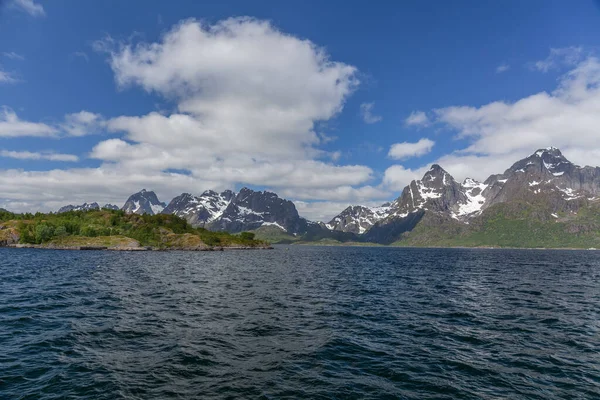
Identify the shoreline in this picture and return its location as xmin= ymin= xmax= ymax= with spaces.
xmin=284 ymin=242 xmax=599 ymax=251
xmin=1 ymin=243 xmax=274 ymax=252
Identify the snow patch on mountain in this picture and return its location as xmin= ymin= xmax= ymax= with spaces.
xmin=261 ymin=221 xmax=287 ymax=231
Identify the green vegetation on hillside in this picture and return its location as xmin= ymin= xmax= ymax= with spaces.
xmin=0 ymin=209 xmax=267 ymax=249
xmin=395 ymin=201 xmax=600 ymax=248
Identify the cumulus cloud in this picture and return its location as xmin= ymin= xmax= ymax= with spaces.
xmin=10 ymin=0 xmax=45 ymax=17
xmin=1 ymin=150 xmax=79 ymax=162
xmin=61 ymin=111 xmax=104 ymax=136
xmin=2 ymin=18 xmax=381 ymax=212
xmin=88 ymin=18 xmax=373 ymax=193
xmin=0 ymin=107 xmax=57 ymax=137
xmin=359 ymin=102 xmax=382 ymax=123
xmin=496 ymin=63 xmax=510 ymax=73
xmin=388 ymin=138 xmax=435 ymax=160
xmin=279 ymin=184 xmax=390 ymax=202
xmin=0 ymin=108 xmax=104 ymax=138
xmin=405 ymin=110 xmax=430 ymax=127
xmin=384 ymin=54 xmax=600 ymax=189
xmin=382 ymin=164 xmax=425 ymax=191
xmin=0 ymin=167 xmax=205 ymax=213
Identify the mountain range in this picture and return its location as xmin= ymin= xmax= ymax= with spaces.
xmin=52 ymin=147 xmax=600 ymax=248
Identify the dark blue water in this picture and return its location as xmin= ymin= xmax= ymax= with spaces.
xmin=1 ymin=246 xmax=599 ymax=399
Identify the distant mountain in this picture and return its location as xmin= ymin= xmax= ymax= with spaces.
xmin=51 ymin=146 xmax=600 ymax=248
xmin=102 ymin=204 xmax=120 ymax=211
xmin=324 ymin=147 xmax=600 ymax=247
xmin=162 ymin=190 xmax=234 ymax=227
xmin=325 ymin=204 xmax=391 ymax=234
xmin=58 ymin=202 xmax=100 ymax=213
xmin=163 ymin=187 xmax=310 ymax=234
xmin=121 ymin=189 xmax=167 ymax=215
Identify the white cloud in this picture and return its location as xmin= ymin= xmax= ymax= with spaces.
xmin=496 ymin=63 xmax=510 ymax=73
xmin=0 ymin=108 xmax=104 ymax=138
xmin=382 ymin=164 xmax=425 ymax=191
xmin=405 ymin=110 xmax=430 ymax=127
xmin=2 ymin=18 xmax=381 ymax=212
xmin=61 ymin=111 xmax=104 ymax=136
xmin=279 ymin=185 xmax=390 ymax=202
xmin=388 ymin=138 xmax=435 ymax=160
xmin=0 ymin=107 xmax=57 ymax=137
xmin=11 ymin=0 xmax=45 ymax=17
xmin=294 ymin=199 xmax=389 ymax=222
xmin=359 ymin=102 xmax=382 ymax=124
xmin=0 ymin=167 xmax=205 ymax=213
xmin=0 ymin=69 xmax=17 ymax=84
xmin=2 ymin=52 xmax=24 ymax=60
xmin=434 ymin=57 xmax=600 ymax=160
xmin=71 ymin=52 xmax=89 ymax=62
xmin=384 ymin=55 xmax=600 ymax=188
xmin=88 ymin=18 xmax=373 ymax=192
xmin=532 ymin=46 xmax=583 ymax=73
xmin=1 ymin=150 xmax=79 ymax=162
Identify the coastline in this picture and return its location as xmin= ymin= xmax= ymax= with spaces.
xmin=288 ymin=242 xmax=599 ymax=251
xmin=2 ymin=243 xmax=274 ymax=251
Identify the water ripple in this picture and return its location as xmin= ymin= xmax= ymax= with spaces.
xmin=1 ymin=247 xmax=600 ymax=399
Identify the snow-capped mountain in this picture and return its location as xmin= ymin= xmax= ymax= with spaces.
xmin=56 ymin=202 xmax=120 ymax=213
xmin=325 ymin=204 xmax=391 ymax=234
xmin=480 ymin=147 xmax=600 ymax=209
xmin=211 ymin=188 xmax=309 ymax=233
xmin=52 ymin=147 xmax=600 ymax=246
xmin=328 ymin=147 xmax=600 ymax=236
xmin=162 ymin=190 xmax=235 ymax=227
xmin=57 ymin=202 xmax=101 ymax=213
xmin=121 ymin=189 xmax=167 ymax=215
xmin=163 ymin=187 xmax=309 ymax=234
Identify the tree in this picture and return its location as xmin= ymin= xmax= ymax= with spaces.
xmin=34 ymin=224 xmax=54 ymax=243
xmin=240 ymin=232 xmax=255 ymax=241
xmin=54 ymin=225 xmax=68 ymax=237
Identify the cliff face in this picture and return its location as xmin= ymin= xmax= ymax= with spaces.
xmin=121 ymin=189 xmax=167 ymax=215
xmin=163 ymin=187 xmax=309 ymax=234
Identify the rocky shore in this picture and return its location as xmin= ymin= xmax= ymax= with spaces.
xmin=3 ymin=243 xmax=273 ymax=251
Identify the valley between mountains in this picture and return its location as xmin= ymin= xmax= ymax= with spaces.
xmin=34 ymin=147 xmax=600 ymax=248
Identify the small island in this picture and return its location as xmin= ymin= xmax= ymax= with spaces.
xmin=0 ymin=209 xmax=271 ymax=251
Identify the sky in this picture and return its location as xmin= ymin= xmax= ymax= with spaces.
xmin=2 ymin=0 xmax=600 ymax=221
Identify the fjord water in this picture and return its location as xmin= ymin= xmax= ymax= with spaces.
xmin=1 ymin=247 xmax=599 ymax=399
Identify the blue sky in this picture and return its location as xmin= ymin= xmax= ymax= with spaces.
xmin=2 ymin=0 xmax=600 ymax=220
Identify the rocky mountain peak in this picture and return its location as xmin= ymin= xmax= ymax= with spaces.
xmin=57 ymin=202 xmax=101 ymax=213
xmin=534 ymin=146 xmax=563 ymax=158
xmin=121 ymin=190 xmax=166 ymax=215
xmin=325 ymin=204 xmax=391 ymax=234
xmin=163 ymin=190 xmax=233 ymax=226
xmin=209 ymin=187 xmax=307 ymax=234
xmin=462 ymin=177 xmax=481 ymax=187
xmin=420 ymin=164 xmax=457 ymax=192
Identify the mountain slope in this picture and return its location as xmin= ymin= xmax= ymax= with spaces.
xmin=122 ymin=189 xmax=167 ymax=215
xmin=325 ymin=204 xmax=391 ymax=234
xmin=162 ymin=190 xmax=234 ymax=227
xmin=50 ymin=146 xmax=600 ymax=248
xmin=162 ymin=187 xmax=310 ymax=234
xmin=58 ymin=202 xmax=101 ymax=213
xmin=325 ymin=147 xmax=600 ymax=247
